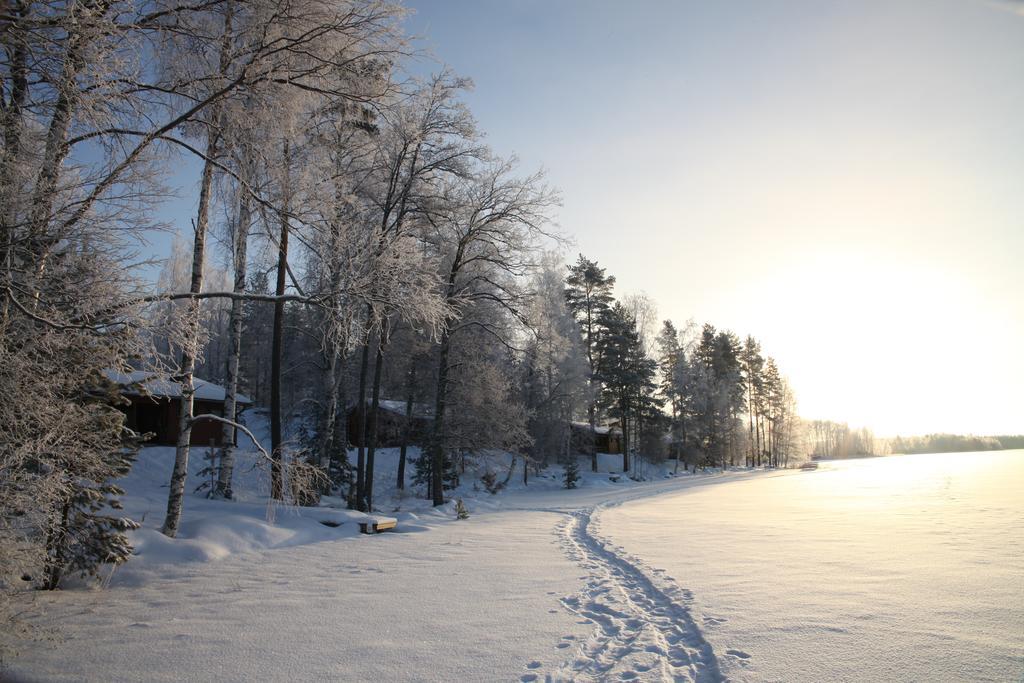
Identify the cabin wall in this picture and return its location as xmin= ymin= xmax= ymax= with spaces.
xmin=569 ymin=425 xmax=623 ymax=455
xmin=191 ymin=400 xmax=224 ymax=447
xmin=123 ymin=396 xmax=229 ymax=446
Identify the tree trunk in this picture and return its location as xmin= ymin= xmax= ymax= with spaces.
xmin=321 ymin=162 xmax=349 ymax=476
xmin=215 ymin=190 xmax=251 ymax=499
xmin=588 ymin=404 xmax=598 ymax=472
xmin=621 ymin=407 xmax=630 ymax=474
xmin=429 ymin=246 xmax=463 ymax=507
xmin=162 ymin=119 xmax=219 ymax=537
xmin=26 ymin=2 xmax=97 ymax=276
xmin=0 ymin=2 xmax=30 ymax=328
xmin=270 ymin=141 xmax=290 ymax=501
xmin=320 ymin=341 xmax=340 ymax=469
xmin=586 ymin=298 xmax=598 ymax=474
xmin=334 ymin=352 xmax=352 ymax=504
xmin=756 ymin=404 xmax=763 ymax=467
xmin=319 ymin=256 xmax=347 ymax=472
xmin=42 ymin=498 xmax=72 ymax=590
xmin=429 ymin=329 xmax=452 ymax=506
xmin=397 ymin=363 xmax=415 ymax=490
xmin=758 ymin=415 xmax=765 ymax=466
xmin=353 ymin=315 xmax=372 ymax=510
xmin=335 ymin=350 xmax=349 ymax=452
xmin=364 ymin=335 xmax=386 ymax=511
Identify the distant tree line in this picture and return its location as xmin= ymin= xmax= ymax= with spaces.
xmin=889 ymin=434 xmax=1007 ymax=455
xmin=807 ymin=422 xmax=1024 ymax=457
xmin=994 ymin=435 xmax=1024 ymax=449
xmin=808 ymin=421 xmax=879 ymax=458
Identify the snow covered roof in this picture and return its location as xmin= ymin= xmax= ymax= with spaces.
xmin=105 ymin=370 xmax=253 ymax=404
xmin=570 ymin=421 xmax=621 ymax=435
xmin=374 ymin=399 xmax=433 ymax=420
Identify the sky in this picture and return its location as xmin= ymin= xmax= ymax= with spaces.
xmin=394 ymin=0 xmax=1024 ymax=437
xmin=145 ymin=0 xmax=1024 ymax=437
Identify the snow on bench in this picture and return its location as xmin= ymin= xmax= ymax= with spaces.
xmin=359 ymin=517 xmax=397 ymax=534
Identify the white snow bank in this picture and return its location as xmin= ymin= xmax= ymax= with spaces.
xmin=6 ymin=409 xmax=752 ymax=682
xmin=106 ymin=411 xmax=699 ymax=584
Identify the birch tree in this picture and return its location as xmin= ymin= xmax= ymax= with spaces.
xmin=158 ymin=0 xmax=407 ymax=532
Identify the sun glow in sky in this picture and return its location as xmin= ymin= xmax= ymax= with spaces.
xmin=402 ymin=0 xmax=1024 ymax=436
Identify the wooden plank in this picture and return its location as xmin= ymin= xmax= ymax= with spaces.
xmin=359 ymin=518 xmax=397 ymax=534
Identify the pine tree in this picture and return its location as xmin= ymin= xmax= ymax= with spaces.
xmin=656 ymin=321 xmax=683 ymax=460
xmin=740 ymin=336 xmax=766 ymax=467
xmin=763 ymin=358 xmax=784 ymax=467
xmin=564 ymin=255 xmax=616 ymax=471
xmin=596 ymin=303 xmax=660 ymax=475
xmin=693 ymin=325 xmax=746 ymax=468
xmin=563 ymin=457 xmax=580 ymax=489
xmin=412 ymin=450 xmax=458 ymax=499
xmin=42 ymin=379 xmax=142 ymax=589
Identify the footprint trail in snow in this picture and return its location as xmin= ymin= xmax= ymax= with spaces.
xmin=535 ymin=506 xmax=728 ymax=682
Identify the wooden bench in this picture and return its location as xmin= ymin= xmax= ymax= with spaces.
xmin=359 ymin=517 xmax=397 ymax=534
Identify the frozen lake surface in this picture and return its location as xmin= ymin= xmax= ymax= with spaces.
xmin=602 ymin=450 xmax=1024 ymax=682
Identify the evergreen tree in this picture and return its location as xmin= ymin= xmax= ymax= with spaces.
xmin=694 ymin=325 xmax=746 ymax=467
xmin=596 ymin=303 xmax=659 ymax=475
xmin=412 ymin=450 xmax=458 ymax=498
xmin=740 ymin=336 xmax=766 ymax=466
xmin=763 ymin=357 xmax=784 ymax=466
xmin=656 ymin=321 xmax=683 ymax=456
xmin=563 ymin=457 xmax=580 ymax=489
xmin=714 ymin=330 xmax=745 ymax=467
xmin=564 ymin=255 xmax=616 ymax=471
xmin=41 ymin=379 xmax=142 ymax=589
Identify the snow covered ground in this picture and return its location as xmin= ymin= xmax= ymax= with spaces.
xmin=601 ymin=450 xmax=1024 ymax=682
xmin=6 ymin=438 xmax=1022 ymax=682
xmin=6 ymin=414 xmax=734 ymax=682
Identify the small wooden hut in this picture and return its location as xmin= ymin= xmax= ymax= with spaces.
xmin=109 ymin=371 xmax=252 ymax=446
xmin=569 ymin=421 xmax=623 ymax=455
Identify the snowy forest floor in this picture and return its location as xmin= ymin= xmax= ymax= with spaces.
xmin=4 ymin=413 xmax=763 ymax=682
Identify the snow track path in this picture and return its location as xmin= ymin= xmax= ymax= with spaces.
xmin=535 ymin=505 xmax=725 ymax=682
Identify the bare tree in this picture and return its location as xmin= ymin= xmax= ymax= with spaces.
xmin=423 ymin=157 xmax=559 ymax=505
xmin=521 ymin=254 xmax=589 ymax=469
